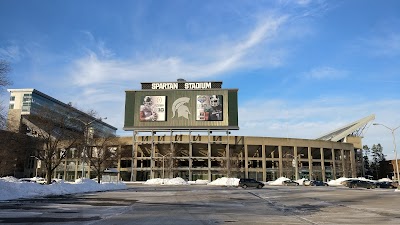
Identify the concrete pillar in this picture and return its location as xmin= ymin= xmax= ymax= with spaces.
xmin=331 ymin=148 xmax=336 ymax=180
xmin=278 ymin=145 xmax=283 ymax=177
xmin=189 ymin=131 xmax=192 ymax=181
xmin=294 ymin=146 xmax=298 ymax=180
xmin=208 ymin=130 xmax=212 ymax=182
xmin=320 ymin=148 xmax=326 ymax=181
xmin=226 ymin=131 xmax=230 ymax=178
xmin=308 ymin=147 xmax=313 ymax=180
xmin=150 ymin=131 xmax=155 ymax=179
xmin=350 ymin=149 xmax=356 ymax=178
xmin=244 ymin=144 xmax=249 ymax=178
xmin=262 ymin=144 xmax=266 ymax=182
xmin=341 ymin=149 xmax=345 ymax=177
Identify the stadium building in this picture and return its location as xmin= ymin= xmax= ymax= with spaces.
xmin=5 ymin=84 xmax=374 ymax=182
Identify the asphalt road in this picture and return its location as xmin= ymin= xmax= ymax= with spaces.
xmin=0 ymin=184 xmax=399 ymax=225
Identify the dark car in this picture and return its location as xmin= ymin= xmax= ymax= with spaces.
xmin=239 ymin=179 xmax=264 ymax=189
xmin=282 ymin=180 xmax=299 ymax=186
xmin=309 ymin=180 xmax=329 ymax=186
xmin=376 ymin=181 xmax=396 ymax=189
xmin=347 ymin=180 xmax=376 ymax=189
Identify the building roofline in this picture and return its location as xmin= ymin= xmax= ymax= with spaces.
xmin=8 ymin=88 xmax=118 ymax=131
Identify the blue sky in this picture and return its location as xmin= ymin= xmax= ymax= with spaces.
xmin=1 ymin=0 xmax=400 ymax=159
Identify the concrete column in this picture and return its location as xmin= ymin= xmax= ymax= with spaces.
xmin=308 ymin=147 xmax=313 ymax=180
xmin=341 ymin=149 xmax=345 ymax=177
xmin=320 ymin=148 xmax=326 ymax=181
xmin=350 ymin=149 xmax=356 ymax=178
xmin=189 ymin=131 xmax=192 ymax=181
xmin=262 ymin=144 xmax=266 ymax=182
xmin=331 ymin=148 xmax=336 ymax=180
xmin=208 ymin=130 xmax=212 ymax=182
xmin=294 ymin=146 xmax=298 ymax=180
xmin=117 ymin=145 xmax=121 ymax=181
xmin=271 ymin=150 xmax=276 ymax=180
xmin=226 ymin=131 xmax=230 ymax=178
xmin=278 ymin=145 xmax=283 ymax=177
xmin=132 ymin=131 xmax=138 ymax=181
xmin=244 ymin=144 xmax=249 ymax=178
xmin=151 ymin=131 xmax=155 ymax=179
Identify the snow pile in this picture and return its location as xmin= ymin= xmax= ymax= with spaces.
xmin=207 ymin=177 xmax=240 ymax=186
xmin=0 ymin=177 xmax=127 ymax=201
xmin=295 ymin=178 xmax=307 ymax=185
xmin=327 ymin=177 xmax=353 ymax=186
xmin=268 ymin=177 xmax=290 ymax=186
xmin=378 ymin=178 xmax=393 ymax=182
xmin=144 ymin=177 xmax=189 ymax=185
xmin=188 ymin=179 xmax=209 ymax=185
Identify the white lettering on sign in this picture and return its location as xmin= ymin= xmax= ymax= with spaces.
xmin=185 ymin=82 xmax=211 ymax=89
xmin=151 ymin=83 xmax=178 ymax=89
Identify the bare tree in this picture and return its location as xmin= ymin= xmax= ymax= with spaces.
xmin=26 ymin=106 xmax=83 ymax=184
xmin=0 ymin=60 xmax=12 ymax=129
xmin=87 ymin=135 xmax=118 ymax=183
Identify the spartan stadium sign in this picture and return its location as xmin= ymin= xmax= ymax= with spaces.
xmin=141 ymin=81 xmax=222 ymax=90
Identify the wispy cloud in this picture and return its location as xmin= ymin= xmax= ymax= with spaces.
xmin=303 ymin=66 xmax=348 ymax=79
xmin=234 ymin=97 xmax=400 ymax=159
xmin=363 ymin=32 xmax=400 ymax=57
xmin=0 ymin=45 xmax=21 ymax=62
xmin=68 ymin=15 xmax=289 ymax=86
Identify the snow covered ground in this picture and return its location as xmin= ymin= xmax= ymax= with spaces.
xmin=2 ymin=175 xmax=398 ymax=201
xmin=0 ymin=176 xmax=127 ymax=201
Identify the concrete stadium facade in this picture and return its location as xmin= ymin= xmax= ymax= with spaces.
xmin=51 ymin=133 xmax=357 ymax=182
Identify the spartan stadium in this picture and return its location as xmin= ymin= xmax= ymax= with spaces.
xmin=121 ymin=80 xmax=373 ymax=182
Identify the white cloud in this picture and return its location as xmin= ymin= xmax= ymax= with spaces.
xmin=365 ymin=32 xmax=400 ymax=57
xmin=304 ymin=66 xmax=348 ymax=79
xmin=233 ymin=97 xmax=400 ymax=159
xmin=68 ymin=15 xmax=289 ymax=86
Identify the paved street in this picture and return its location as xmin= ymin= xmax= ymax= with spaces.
xmin=0 ymin=184 xmax=399 ymax=225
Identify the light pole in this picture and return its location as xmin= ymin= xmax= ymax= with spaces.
xmin=373 ymin=123 xmax=400 ymax=185
xmin=286 ymin=153 xmax=304 ymax=180
xmin=72 ymin=116 xmax=107 ymax=179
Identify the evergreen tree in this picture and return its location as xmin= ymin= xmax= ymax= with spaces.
xmin=362 ymin=145 xmax=372 ymax=177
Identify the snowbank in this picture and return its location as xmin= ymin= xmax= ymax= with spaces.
xmin=207 ymin=177 xmax=240 ymax=186
xmin=327 ymin=177 xmax=351 ymax=186
xmin=0 ymin=177 xmax=127 ymax=201
xmin=268 ymin=177 xmax=290 ymax=186
xmin=144 ymin=177 xmax=189 ymax=185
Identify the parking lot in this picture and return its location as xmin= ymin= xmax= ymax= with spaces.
xmin=0 ymin=184 xmax=399 ymax=224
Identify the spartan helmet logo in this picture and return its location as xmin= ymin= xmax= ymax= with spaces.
xmin=210 ymin=95 xmax=220 ymax=107
xmin=172 ymin=97 xmax=190 ymax=120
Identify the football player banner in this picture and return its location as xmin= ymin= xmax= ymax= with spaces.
xmin=196 ymin=95 xmax=223 ymax=121
xmin=139 ymin=96 xmax=166 ymax=121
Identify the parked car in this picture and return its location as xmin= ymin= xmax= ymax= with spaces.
xmin=308 ymin=180 xmax=329 ymax=186
xmin=18 ymin=178 xmax=35 ymax=183
xmin=282 ymin=180 xmax=299 ymax=186
xmin=18 ymin=177 xmax=46 ymax=184
xmin=376 ymin=181 xmax=396 ymax=189
xmin=347 ymin=180 xmax=376 ymax=189
xmin=239 ymin=179 xmax=264 ymax=189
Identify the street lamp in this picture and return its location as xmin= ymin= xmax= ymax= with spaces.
xmin=156 ymin=152 xmax=172 ymax=183
xmin=373 ymin=123 xmax=400 ymax=185
xmin=71 ymin=116 xmax=107 ymax=178
xmin=286 ymin=153 xmax=304 ymax=180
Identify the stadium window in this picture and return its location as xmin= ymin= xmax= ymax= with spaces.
xmin=9 ymin=104 xmax=14 ymax=109
xmin=10 ymin=96 xmax=15 ymax=101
